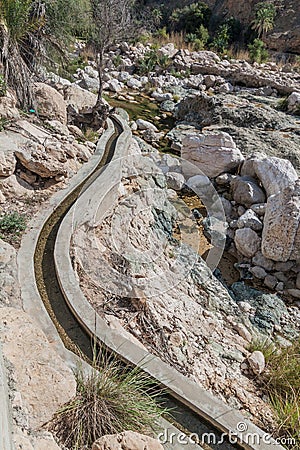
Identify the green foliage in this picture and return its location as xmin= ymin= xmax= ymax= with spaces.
xmin=211 ymin=23 xmax=230 ymax=53
xmin=252 ymin=2 xmax=276 ymax=38
xmin=186 ymin=24 xmax=209 ymax=50
xmin=155 ymin=26 xmax=168 ymax=39
xmin=170 ymin=2 xmax=211 ymax=34
xmin=113 ymin=54 xmax=122 ymax=68
xmin=0 ymin=0 xmax=40 ymax=43
xmin=0 ymin=74 xmax=7 ymax=97
xmin=151 ymin=7 xmax=163 ymax=27
xmin=248 ymin=38 xmax=268 ymax=63
xmin=0 ymin=212 xmax=26 ymax=237
xmin=137 ymin=50 xmax=171 ymax=74
xmin=49 ymin=348 xmax=168 ymax=449
xmin=44 ymin=0 xmax=91 ymax=40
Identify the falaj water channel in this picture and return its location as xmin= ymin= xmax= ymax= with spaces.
xmin=26 ymin=112 xmax=283 ymax=450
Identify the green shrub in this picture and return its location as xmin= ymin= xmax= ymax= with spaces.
xmin=276 ymin=96 xmax=289 ymax=112
xmin=137 ymin=50 xmax=171 ymax=74
xmin=186 ymin=25 xmax=209 ymax=51
xmin=170 ymin=2 xmax=211 ymax=34
xmin=0 ymin=212 xmax=26 ymax=236
xmin=211 ymin=23 xmax=230 ymax=54
xmin=113 ymin=54 xmax=122 ymax=68
xmin=49 ymin=349 xmax=168 ymax=449
xmin=248 ymin=38 xmax=268 ymax=63
xmin=155 ymin=27 xmax=168 ymax=39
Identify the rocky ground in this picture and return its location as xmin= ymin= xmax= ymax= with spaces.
xmin=0 ymin=84 xmax=100 ymax=448
xmin=72 ymin=146 xmax=300 ymax=434
xmin=0 ymin=38 xmax=300 ymax=449
xmin=67 ymin=41 xmax=300 ymax=440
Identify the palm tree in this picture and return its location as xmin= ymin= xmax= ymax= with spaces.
xmin=252 ymin=2 xmax=276 ymax=40
xmin=0 ymin=0 xmax=45 ymax=109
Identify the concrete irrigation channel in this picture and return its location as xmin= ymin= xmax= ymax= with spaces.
xmin=17 ymin=114 xmax=284 ymax=450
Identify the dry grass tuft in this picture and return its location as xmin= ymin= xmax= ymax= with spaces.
xmin=48 ymin=347 xmax=168 ymax=449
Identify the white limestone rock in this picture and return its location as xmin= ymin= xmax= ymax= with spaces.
xmin=136 ymin=119 xmax=158 ymax=132
xmin=231 ymin=176 xmax=266 ymax=207
xmin=165 ymin=172 xmax=185 ymax=191
xmin=235 ymin=228 xmax=261 ymax=258
xmin=262 ymin=181 xmax=300 ymax=261
xmin=182 ymin=132 xmax=244 ymax=178
xmin=248 ymin=351 xmax=265 ymax=375
xmin=237 ymin=209 xmax=263 ymax=231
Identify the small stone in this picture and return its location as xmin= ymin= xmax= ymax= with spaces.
xmin=0 ymin=191 xmax=5 ymax=204
xmin=248 ymin=351 xmax=265 ymax=375
xmin=215 ymin=173 xmax=236 ymax=185
xmin=274 ymin=261 xmax=295 ymax=272
xmin=231 ymin=176 xmax=266 ymax=207
xmin=238 ymin=301 xmax=252 ymax=313
xmin=237 ymin=206 xmax=246 ymax=216
xmin=237 ymin=209 xmax=263 ymax=231
xmin=286 ymin=289 xmax=300 ymax=299
xmin=274 ymin=272 xmax=287 ymax=282
xmin=264 ymin=274 xmax=277 ymax=290
xmin=136 ymin=119 xmax=158 ymax=132
xmin=234 ymin=323 xmax=252 ymax=342
xmin=250 ymin=266 xmax=267 ymax=279
xmin=251 ymin=203 xmax=266 ymax=216
xmin=275 ymin=282 xmax=285 ymax=291
xmin=165 ymin=172 xmax=185 ymax=191
xmin=234 ymin=228 xmax=261 ymax=258
xmin=252 ymin=252 xmax=274 ymax=271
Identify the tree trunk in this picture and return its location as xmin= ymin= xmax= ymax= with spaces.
xmin=0 ymin=24 xmax=34 ymax=110
xmin=96 ymin=50 xmax=104 ymax=108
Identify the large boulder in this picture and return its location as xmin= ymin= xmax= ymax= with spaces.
xmin=234 ymin=228 xmax=261 ymax=258
xmin=182 ymin=132 xmax=244 ymax=178
xmin=92 ymin=432 xmax=163 ymax=450
xmin=0 ymin=307 xmax=76 ymax=429
xmin=34 ymin=82 xmax=67 ymax=124
xmin=242 ymin=155 xmax=298 ymax=197
xmin=0 ymin=239 xmax=21 ymax=308
xmin=262 ymin=180 xmax=300 ymax=261
xmin=231 ymin=176 xmax=266 ymax=207
xmin=0 ymin=92 xmax=20 ymax=119
xmin=287 ymin=92 xmax=300 ymax=114
xmin=0 ymin=131 xmax=27 ymax=177
xmin=63 ymin=84 xmax=98 ymax=112
xmin=15 ymin=140 xmax=69 ymax=178
xmin=136 ymin=119 xmax=158 ymax=132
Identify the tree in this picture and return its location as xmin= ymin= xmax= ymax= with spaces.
xmin=211 ymin=23 xmax=230 ymax=54
xmin=170 ymin=2 xmax=211 ymax=34
xmin=0 ymin=0 xmax=44 ymax=109
xmin=89 ymin=0 xmax=135 ymax=109
xmin=252 ymin=2 xmax=276 ymax=39
xmin=0 ymin=0 xmax=91 ymax=109
xmin=248 ymin=38 xmax=268 ymax=63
